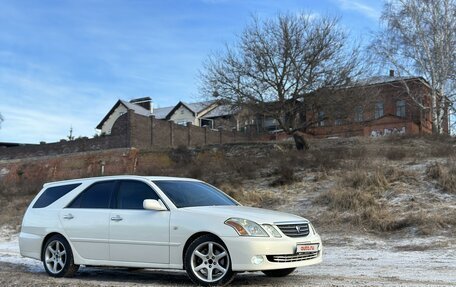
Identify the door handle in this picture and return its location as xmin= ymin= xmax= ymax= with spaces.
xmin=111 ymin=215 xmax=123 ymax=222
xmin=63 ymin=214 xmax=74 ymax=220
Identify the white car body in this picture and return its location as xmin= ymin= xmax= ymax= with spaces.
xmin=19 ymin=175 xmax=322 ymax=284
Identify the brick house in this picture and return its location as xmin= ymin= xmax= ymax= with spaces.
xmin=305 ymin=73 xmax=450 ymax=137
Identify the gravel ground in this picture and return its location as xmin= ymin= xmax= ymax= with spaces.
xmin=1 ymin=234 xmax=455 ymax=287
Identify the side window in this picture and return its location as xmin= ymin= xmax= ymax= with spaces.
xmin=396 ymin=100 xmax=406 ymax=117
xmin=318 ymin=111 xmax=325 ymax=127
xmin=117 ymin=180 xmax=159 ymax=210
xmin=68 ymin=181 xmax=116 ymax=209
xmin=354 ymin=106 xmax=363 ymax=122
xmin=374 ymin=101 xmax=384 ymax=119
xmin=33 ymin=183 xmax=81 ymax=208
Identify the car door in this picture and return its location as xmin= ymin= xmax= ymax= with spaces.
xmin=109 ymin=180 xmax=170 ymax=264
xmin=59 ymin=180 xmax=116 ymax=261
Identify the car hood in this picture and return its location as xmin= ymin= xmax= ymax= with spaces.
xmin=179 ymin=205 xmax=308 ymax=224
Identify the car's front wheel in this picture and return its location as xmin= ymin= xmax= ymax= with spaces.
xmin=184 ymin=234 xmax=236 ymax=286
xmin=262 ymin=267 xmax=296 ymax=277
xmin=42 ymin=234 xmax=79 ymax=277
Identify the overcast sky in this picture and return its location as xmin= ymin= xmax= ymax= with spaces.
xmin=0 ymin=0 xmax=383 ymax=143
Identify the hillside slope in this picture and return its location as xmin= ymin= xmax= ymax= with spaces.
xmin=0 ymin=135 xmax=455 ymax=240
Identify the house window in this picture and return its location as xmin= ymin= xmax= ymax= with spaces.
xmin=374 ymin=101 xmax=384 ymax=119
xmin=200 ymin=119 xmax=213 ymax=128
xmin=354 ymin=106 xmax=363 ymax=122
xmin=396 ymin=100 xmax=406 ymax=117
xmin=318 ymin=111 xmax=325 ymax=127
xmin=334 ymin=112 xmax=343 ymax=126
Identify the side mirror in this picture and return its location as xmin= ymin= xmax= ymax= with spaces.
xmin=143 ymin=199 xmax=167 ymax=211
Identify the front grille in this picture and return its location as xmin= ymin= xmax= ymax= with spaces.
xmin=276 ymin=223 xmax=310 ymax=237
xmin=267 ymin=251 xmax=319 ymax=263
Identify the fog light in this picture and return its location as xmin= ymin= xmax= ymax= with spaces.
xmin=251 ymin=255 xmax=264 ymax=265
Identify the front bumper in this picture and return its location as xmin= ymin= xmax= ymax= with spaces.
xmin=221 ymin=233 xmax=322 ymax=271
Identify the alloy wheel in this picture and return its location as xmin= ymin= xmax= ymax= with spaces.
xmin=190 ymin=241 xmax=230 ymax=283
xmin=44 ymin=240 xmax=67 ymax=274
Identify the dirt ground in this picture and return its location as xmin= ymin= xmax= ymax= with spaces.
xmin=1 ymin=233 xmax=455 ymax=287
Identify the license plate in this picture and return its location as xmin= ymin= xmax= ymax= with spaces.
xmin=296 ymin=243 xmax=319 ymax=253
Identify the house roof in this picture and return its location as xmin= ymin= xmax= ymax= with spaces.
xmin=119 ymin=100 xmax=151 ymax=117
xmin=163 ymin=100 xmax=216 ymax=120
xmin=185 ymin=101 xmax=216 ymax=114
xmin=202 ymin=105 xmax=236 ymax=118
xmin=96 ymin=100 xmax=152 ymax=129
xmin=152 ymin=106 xmax=174 ymax=119
xmin=347 ymin=76 xmax=432 ymax=89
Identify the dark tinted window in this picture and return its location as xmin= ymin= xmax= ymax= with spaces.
xmin=33 ymin=183 xmax=81 ymax=208
xmin=68 ymin=181 xmax=116 ymax=209
xmin=117 ymin=180 xmax=159 ymax=209
xmin=153 ymin=181 xmax=237 ymax=208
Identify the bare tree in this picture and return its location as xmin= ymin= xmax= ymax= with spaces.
xmin=200 ymin=13 xmax=364 ymax=148
xmin=371 ymin=0 xmax=456 ymax=133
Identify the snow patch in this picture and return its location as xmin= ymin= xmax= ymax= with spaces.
xmin=0 ymin=236 xmax=42 ymax=273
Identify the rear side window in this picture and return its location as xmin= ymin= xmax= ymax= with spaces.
xmin=117 ymin=180 xmax=159 ymax=209
xmin=68 ymin=181 xmax=116 ymax=209
xmin=33 ymin=183 xmax=81 ymax=208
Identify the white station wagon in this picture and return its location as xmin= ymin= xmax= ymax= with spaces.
xmin=19 ymin=176 xmax=322 ymax=286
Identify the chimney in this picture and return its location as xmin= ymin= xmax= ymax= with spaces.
xmin=389 ymin=69 xmax=395 ymax=77
xmin=130 ymin=97 xmax=152 ymax=113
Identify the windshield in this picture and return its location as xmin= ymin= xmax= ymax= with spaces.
xmin=153 ymin=180 xmax=237 ymax=208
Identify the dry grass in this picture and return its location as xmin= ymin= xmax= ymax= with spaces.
xmin=0 ymin=196 xmax=32 ymax=230
xmin=313 ymin=185 xmax=450 ymax=233
xmin=343 ymin=171 xmax=388 ymax=191
xmin=217 ymin=183 xmax=279 ymax=208
xmin=270 ymin=158 xmax=298 ymax=186
xmin=385 ymin=147 xmax=407 ymax=161
xmin=314 ymin=165 xmax=435 ymax=233
xmin=426 ymin=161 xmax=456 ymax=194
xmin=315 ymin=186 xmax=378 ymax=211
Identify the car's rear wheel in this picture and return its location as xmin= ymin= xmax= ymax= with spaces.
xmin=262 ymin=267 xmax=296 ymax=277
xmin=42 ymin=234 xmax=79 ymax=277
xmin=184 ymin=235 xmax=236 ymax=286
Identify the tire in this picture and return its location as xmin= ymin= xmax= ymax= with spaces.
xmin=42 ymin=234 xmax=79 ymax=277
xmin=184 ymin=234 xmax=236 ymax=286
xmin=262 ymin=267 xmax=296 ymax=277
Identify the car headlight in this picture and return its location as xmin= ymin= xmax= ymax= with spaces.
xmin=262 ymin=224 xmax=282 ymax=238
xmin=225 ymin=218 xmax=268 ymax=237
